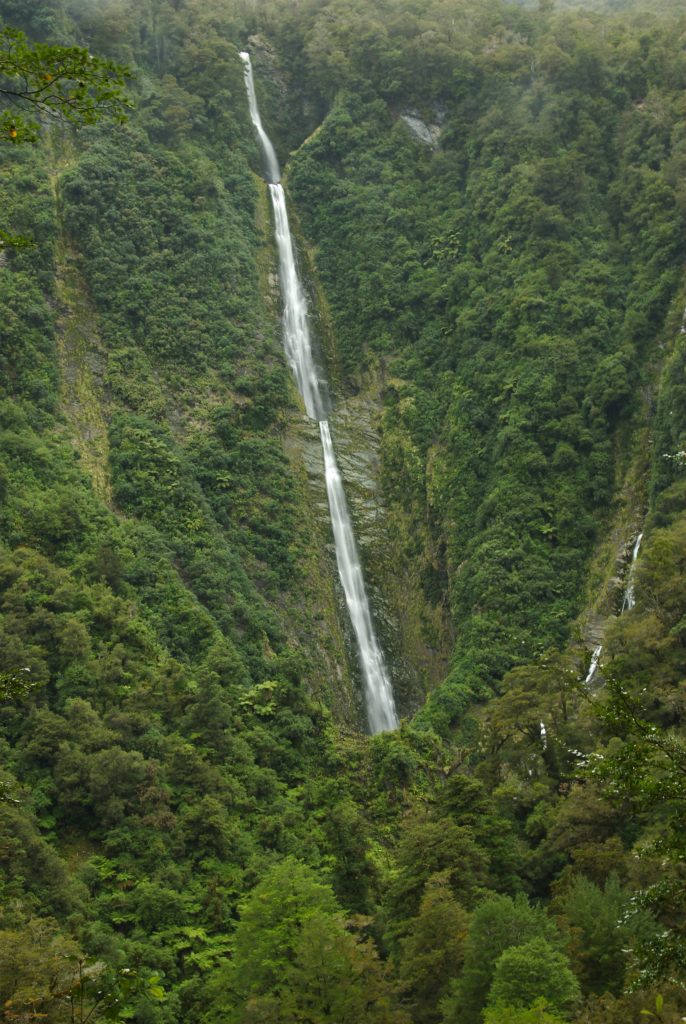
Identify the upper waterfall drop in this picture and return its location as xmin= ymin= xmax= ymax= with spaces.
xmin=269 ymin=183 xmax=325 ymax=421
xmin=239 ymin=51 xmax=281 ymax=184
xmin=240 ymin=50 xmax=398 ymax=733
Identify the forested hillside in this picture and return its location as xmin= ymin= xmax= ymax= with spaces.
xmin=1 ymin=0 xmax=685 ymax=1022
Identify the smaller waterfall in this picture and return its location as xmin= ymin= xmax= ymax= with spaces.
xmin=621 ymin=532 xmax=643 ymax=612
xmin=585 ymin=644 xmax=603 ymax=686
xmin=583 ymin=530 xmax=643 ymax=687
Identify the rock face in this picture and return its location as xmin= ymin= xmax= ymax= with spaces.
xmin=250 ymin=73 xmax=450 ymax=721
xmin=328 ymin=386 xmax=452 ymax=716
xmin=285 ymin=375 xmax=450 ymax=722
xmin=399 ymin=109 xmax=442 ymax=149
xmin=245 ymin=34 xmax=324 ymax=160
xmin=329 ymin=392 xmax=417 ymax=716
xmin=287 ymin=223 xmax=453 ymax=717
xmin=246 ymin=34 xmax=288 ymax=94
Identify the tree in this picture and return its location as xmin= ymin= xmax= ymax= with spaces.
xmin=398 ymin=872 xmax=469 ymax=1024
xmin=0 ymin=26 xmax=131 ymax=143
xmin=282 ymin=911 xmax=409 ymax=1024
xmin=0 ymin=25 xmax=131 ymax=249
xmin=590 ymin=674 xmax=686 ymax=985
xmin=554 ymin=873 xmax=645 ymax=996
xmin=441 ymin=894 xmax=563 ymax=1024
xmin=0 ymin=667 xmax=35 ymax=701
xmin=383 ymin=813 xmax=488 ymax=953
xmin=0 ymin=916 xmax=81 ymax=1024
xmin=207 ymin=859 xmax=408 ymax=1024
xmin=0 ymin=917 xmax=164 ymax=1024
xmin=483 ymin=999 xmax=564 ymax=1024
xmin=487 ymin=938 xmax=581 ymax=1018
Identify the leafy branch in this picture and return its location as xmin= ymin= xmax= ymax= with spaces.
xmin=0 ymin=27 xmax=132 ymax=143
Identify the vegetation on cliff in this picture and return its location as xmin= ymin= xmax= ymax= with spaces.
xmin=1 ymin=0 xmax=685 ymax=1021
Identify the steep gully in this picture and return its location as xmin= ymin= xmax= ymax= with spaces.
xmin=240 ymin=52 xmax=398 ymax=733
xmin=539 ymin=527 xmax=644 ymax=744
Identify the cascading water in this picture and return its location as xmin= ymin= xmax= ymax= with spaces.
xmin=319 ymin=421 xmax=397 ymax=732
xmin=539 ymin=721 xmax=547 ymax=750
xmin=268 ymin=182 xmax=324 ymax=420
xmin=240 ymin=51 xmax=280 ymax=184
xmin=584 ymin=529 xmax=644 ymax=686
xmin=240 ymin=51 xmax=398 ymax=733
xmin=621 ymin=532 xmax=643 ymax=612
xmin=585 ymin=644 xmax=603 ymax=686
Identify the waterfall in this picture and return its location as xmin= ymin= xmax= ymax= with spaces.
xmin=585 ymin=644 xmax=602 ymax=686
xmin=240 ymin=51 xmax=398 ymax=734
xmin=319 ymin=421 xmax=398 ymax=733
xmin=269 ymin=183 xmax=324 ymax=420
xmin=584 ymin=530 xmax=643 ymax=687
xmin=239 ymin=51 xmax=280 ymax=184
xmin=621 ymin=532 xmax=643 ymax=612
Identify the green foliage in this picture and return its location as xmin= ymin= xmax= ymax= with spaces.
xmin=209 ymin=858 xmax=338 ymax=1008
xmin=487 ymin=938 xmax=581 ymax=1018
xmin=590 ymin=675 xmax=686 ymax=984
xmin=651 ymin=322 xmax=686 ymax=505
xmin=0 ymin=13 xmax=356 ymax=1021
xmin=0 ymin=21 xmax=131 ymax=248
xmin=208 ymin=859 xmax=408 ymax=1023
xmin=383 ymin=812 xmax=488 ymax=953
xmin=0 ymin=914 xmax=165 ymax=1024
xmin=483 ymin=1000 xmax=564 ymax=1024
xmin=0 ymin=26 xmax=131 ymax=143
xmin=0 ymin=666 xmax=37 ymax=700
xmin=554 ymin=874 xmax=647 ymax=996
xmin=441 ymin=893 xmax=563 ymax=1024
xmin=0 ymin=917 xmax=83 ymax=1023
xmin=398 ymin=874 xmax=469 ymax=1024
xmin=283 ymin=0 xmax=686 ymax=735
xmin=0 ymin=1 xmax=685 ymax=1023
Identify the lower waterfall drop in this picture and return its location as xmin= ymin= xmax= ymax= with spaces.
xmin=240 ymin=51 xmax=398 ymax=733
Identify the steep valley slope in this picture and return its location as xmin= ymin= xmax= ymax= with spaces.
xmin=1 ymin=1 xmax=686 ymax=1022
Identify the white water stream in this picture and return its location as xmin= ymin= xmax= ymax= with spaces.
xmin=240 ymin=52 xmax=398 ymax=733
xmin=240 ymin=51 xmax=280 ymax=184
xmin=585 ymin=644 xmax=603 ymax=686
xmin=585 ymin=530 xmax=643 ymax=686
xmin=621 ymin=532 xmax=643 ymax=613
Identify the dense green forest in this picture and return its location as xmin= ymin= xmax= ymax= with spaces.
xmin=1 ymin=0 xmax=685 ymax=1021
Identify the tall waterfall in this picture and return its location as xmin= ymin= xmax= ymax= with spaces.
xmin=240 ymin=52 xmax=398 ymax=734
